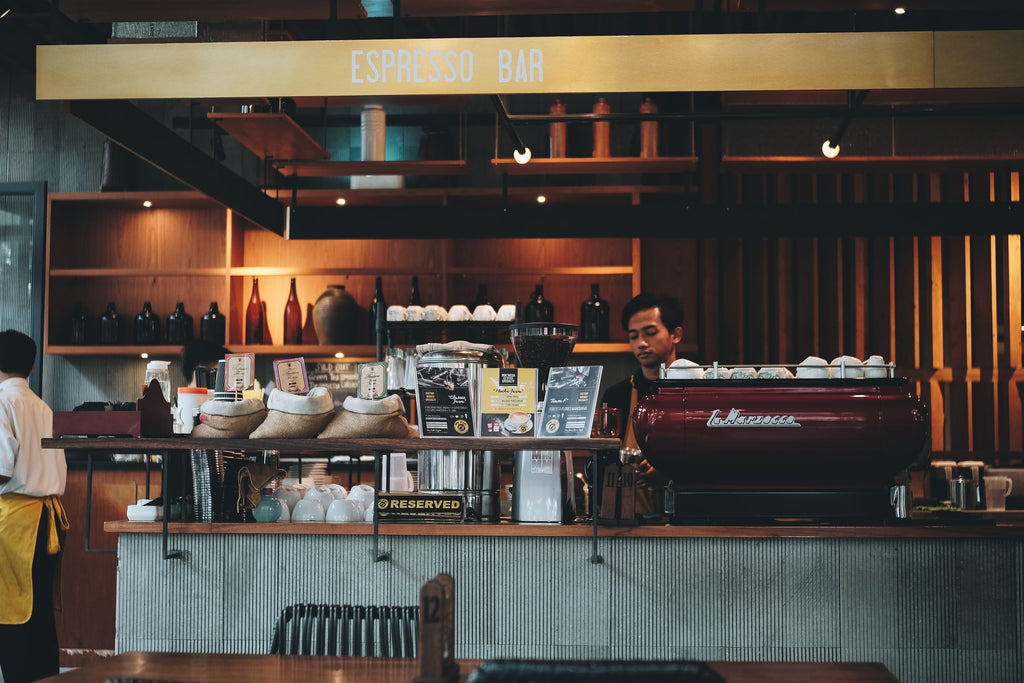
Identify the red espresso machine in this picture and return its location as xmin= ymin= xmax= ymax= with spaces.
xmin=632 ymin=368 xmax=930 ymax=522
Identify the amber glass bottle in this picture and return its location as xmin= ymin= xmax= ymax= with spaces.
xmin=283 ymin=277 xmax=302 ymax=345
xmin=245 ymin=277 xmax=264 ymax=344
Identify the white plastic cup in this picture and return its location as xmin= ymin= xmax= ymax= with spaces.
xmin=361 ymin=104 xmax=386 ymax=161
xmin=175 ymin=387 xmax=212 ymax=433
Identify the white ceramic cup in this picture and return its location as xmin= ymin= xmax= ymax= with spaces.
xmin=472 ymin=304 xmax=497 ymax=321
xmin=983 ymin=475 xmax=1013 ymax=511
xmin=347 ymin=484 xmax=375 ymax=511
xmin=406 ymin=305 xmax=426 ymax=321
xmin=447 ymin=304 xmax=472 ymax=321
xmin=495 ymin=304 xmax=517 ymax=321
xmin=386 ymin=305 xmax=408 ymax=321
xmin=175 ymin=388 xmax=212 ymax=433
xmin=424 ymin=304 xmax=448 ymax=321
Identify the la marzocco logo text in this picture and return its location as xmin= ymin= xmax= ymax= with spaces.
xmin=707 ymin=408 xmax=802 ymax=427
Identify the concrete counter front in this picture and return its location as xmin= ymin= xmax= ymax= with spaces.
xmin=104 ymin=521 xmax=1024 ymax=683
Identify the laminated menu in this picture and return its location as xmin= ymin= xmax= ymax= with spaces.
xmin=538 ymin=366 xmax=603 ymax=437
xmin=415 ymin=365 xmax=475 ymax=437
xmin=478 ymin=367 xmax=538 ymax=436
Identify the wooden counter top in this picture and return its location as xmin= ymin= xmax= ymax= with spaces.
xmin=44 ymin=436 xmax=621 ymax=454
xmin=104 ymin=517 xmax=1024 ymax=538
xmin=36 ymin=651 xmax=898 ymax=683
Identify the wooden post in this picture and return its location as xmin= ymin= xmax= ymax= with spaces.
xmin=415 ymin=573 xmax=458 ymax=683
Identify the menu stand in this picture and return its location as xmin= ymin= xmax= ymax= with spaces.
xmin=415 ymin=573 xmax=458 ymax=683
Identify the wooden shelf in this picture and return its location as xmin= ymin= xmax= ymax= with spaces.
xmin=491 ymin=156 xmax=699 ymax=175
xmin=51 ymin=268 xmax=227 ymax=278
xmin=58 ymin=0 xmax=366 ymax=22
xmin=229 ymin=265 xmax=634 ymax=277
xmin=207 ymin=113 xmax=329 ymax=161
xmin=720 ymin=155 xmax=1024 ymax=173
xmin=273 ymin=160 xmax=468 ymax=178
xmin=43 ymin=343 xmax=634 ymax=357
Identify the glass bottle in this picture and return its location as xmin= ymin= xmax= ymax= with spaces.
xmin=549 ymin=98 xmax=567 ymax=158
xmin=302 ymin=303 xmax=319 ymax=345
xmin=66 ymin=302 xmax=90 ymax=345
xmin=471 ymin=284 xmax=491 ymax=309
xmin=593 ymin=97 xmax=611 ymax=158
xmin=200 ymin=302 xmax=226 ymax=345
xmin=245 ymin=277 xmax=264 ymax=344
xmin=133 ymin=301 xmax=160 ymax=345
xmin=524 ymin=283 xmax=554 ymax=323
xmin=369 ymin=276 xmax=386 ymax=344
xmin=408 ymin=275 xmax=423 ymax=306
xmin=98 ymin=302 xmax=122 ymax=345
xmin=283 ymin=277 xmax=302 ymax=345
xmin=166 ymin=302 xmax=193 ymax=346
xmin=580 ymin=283 xmax=610 ymax=343
xmin=408 ymin=276 xmax=425 ymax=344
xmin=640 ymin=97 xmax=659 ymax=158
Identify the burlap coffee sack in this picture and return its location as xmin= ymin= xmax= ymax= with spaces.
xmin=191 ymin=409 xmax=268 ymax=438
xmin=250 ymin=410 xmax=334 ymax=439
xmin=317 ymin=410 xmax=417 ymax=439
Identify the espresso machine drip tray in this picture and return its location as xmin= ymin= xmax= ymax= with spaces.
xmin=669 ymin=489 xmax=892 ymax=525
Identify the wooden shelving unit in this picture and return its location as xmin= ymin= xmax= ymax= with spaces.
xmin=273 ymin=160 xmax=468 ymax=178
xmin=44 ymin=192 xmax=642 ymax=356
xmin=491 ymin=156 xmax=699 ymax=175
xmin=207 ymin=112 xmax=329 ymax=161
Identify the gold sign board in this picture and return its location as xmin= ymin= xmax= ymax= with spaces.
xmin=34 ymin=31 xmax=960 ymax=100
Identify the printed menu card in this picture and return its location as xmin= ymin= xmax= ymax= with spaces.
xmin=538 ymin=366 xmax=603 ymax=437
xmin=478 ymin=367 xmax=538 ymax=437
xmin=415 ymin=365 xmax=475 ymax=437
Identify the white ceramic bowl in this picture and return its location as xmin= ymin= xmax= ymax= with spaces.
xmin=665 ymin=358 xmax=702 ymax=380
xmin=347 ymin=484 xmax=375 ymax=510
xmin=291 ymin=497 xmax=325 ymax=523
xmin=326 ymin=498 xmax=364 ymax=523
xmin=274 ymin=485 xmax=301 ymax=512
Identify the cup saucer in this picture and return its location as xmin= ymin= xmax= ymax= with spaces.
xmin=503 ymin=418 xmax=533 ymax=434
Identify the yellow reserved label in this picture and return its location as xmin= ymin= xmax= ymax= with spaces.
xmin=377 ymin=493 xmax=464 ymax=520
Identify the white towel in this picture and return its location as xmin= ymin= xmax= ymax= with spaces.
xmin=415 ymin=341 xmax=495 ymax=355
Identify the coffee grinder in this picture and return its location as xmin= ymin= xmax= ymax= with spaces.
xmin=508 ymin=322 xmax=579 ymax=522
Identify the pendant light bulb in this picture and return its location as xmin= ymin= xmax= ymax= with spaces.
xmin=821 ymin=139 xmax=841 ymax=159
xmin=513 ymin=146 xmax=532 ymax=164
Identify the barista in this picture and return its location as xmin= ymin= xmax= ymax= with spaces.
xmin=600 ymin=293 xmax=684 ymax=519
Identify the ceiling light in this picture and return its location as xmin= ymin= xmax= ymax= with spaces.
xmin=894 ymin=7 xmax=906 ymax=15
xmin=334 ymin=352 xmax=345 ymax=359
xmin=0 ymin=9 xmax=11 ymax=19
xmin=142 ymin=200 xmax=152 ymax=208
xmin=513 ymin=147 xmax=532 ymax=165
xmin=821 ymin=139 xmax=840 ymax=159
xmin=536 ymin=195 xmax=547 ymax=204
xmin=336 ymin=197 xmax=346 ymax=206
xmin=140 ymin=352 xmax=149 ymax=359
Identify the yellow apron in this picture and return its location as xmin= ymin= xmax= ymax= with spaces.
xmin=0 ymin=493 xmax=68 ymax=625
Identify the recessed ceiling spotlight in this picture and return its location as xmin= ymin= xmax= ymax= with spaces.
xmin=536 ymin=195 xmax=547 ymax=204
xmin=336 ymin=197 xmax=347 ymax=206
xmin=334 ymin=352 xmax=345 ymax=359
xmin=140 ymin=352 xmax=149 ymax=359
xmin=142 ymin=200 xmax=152 ymax=208
xmin=894 ymin=7 xmax=906 ymax=15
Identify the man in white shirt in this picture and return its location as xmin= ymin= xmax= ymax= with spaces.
xmin=0 ymin=329 xmax=68 ymax=683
